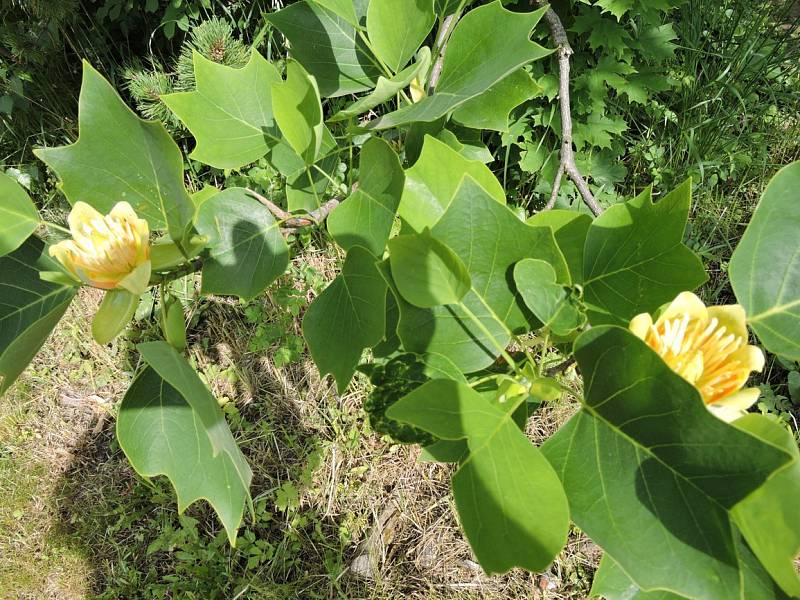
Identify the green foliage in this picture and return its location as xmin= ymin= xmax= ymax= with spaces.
xmin=0 ymin=173 xmax=39 ymax=257
xmin=730 ymin=161 xmax=800 ymax=360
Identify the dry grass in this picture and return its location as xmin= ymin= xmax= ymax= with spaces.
xmin=0 ymin=253 xmax=595 ymax=599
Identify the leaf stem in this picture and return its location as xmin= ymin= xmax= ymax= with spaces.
xmin=458 ymin=301 xmax=520 ymax=375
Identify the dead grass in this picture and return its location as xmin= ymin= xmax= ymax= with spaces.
xmin=0 ymin=252 xmax=595 ymax=599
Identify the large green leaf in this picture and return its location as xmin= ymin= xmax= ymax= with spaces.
xmin=369 ymin=2 xmax=551 ymax=129
xmin=399 ymin=135 xmax=505 ymax=232
xmin=272 ymin=126 xmax=339 ymax=212
xmin=303 ymin=245 xmax=387 ymax=392
xmin=266 ymin=1 xmax=380 ymax=97
xmin=117 ymin=364 xmax=252 ymax=545
xmin=34 ymin=62 xmax=193 ymax=244
xmin=389 ymin=232 xmax=471 ymax=307
xmin=591 ymin=555 xmax=703 ymax=600
xmin=732 ymin=414 xmax=800 ymax=597
xmin=583 ymin=181 xmax=707 ymax=325
xmin=0 ymin=173 xmax=39 ymax=257
xmin=0 ymin=236 xmax=75 ymax=397
xmin=392 ymin=177 xmax=568 ymax=372
xmin=328 ymin=48 xmax=431 ymax=122
xmin=451 ymin=68 xmax=540 ymax=132
xmin=366 ymin=0 xmax=435 ymax=73
xmin=387 ymin=379 xmax=569 ymax=574
xmin=541 ymin=326 xmax=792 ymax=599
xmin=161 ymin=50 xmax=281 ymax=170
xmin=272 ymin=60 xmax=324 ymax=165
xmin=194 ymin=188 xmax=289 ymax=300
xmin=311 ymin=0 xmax=359 ymax=26
xmin=730 ymin=161 xmax=800 ymax=360
xmin=327 ymin=137 xmax=404 ymax=255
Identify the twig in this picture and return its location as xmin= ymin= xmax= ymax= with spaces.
xmin=149 ymin=258 xmax=203 ymax=285
xmin=246 ymin=188 xmax=340 ymax=233
xmin=428 ymin=12 xmax=458 ymax=92
xmin=534 ymin=3 xmax=602 ymax=216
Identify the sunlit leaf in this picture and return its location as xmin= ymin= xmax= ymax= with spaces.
xmin=272 ymin=60 xmax=324 ymax=164
xmin=367 ymin=0 xmax=435 ymax=73
xmin=452 ymin=68 xmax=540 ymax=132
xmin=0 ymin=173 xmax=39 ymax=257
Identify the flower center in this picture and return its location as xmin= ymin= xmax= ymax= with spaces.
xmin=644 ymin=313 xmax=748 ymax=404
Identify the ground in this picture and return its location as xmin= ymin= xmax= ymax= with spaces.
xmin=0 ymin=251 xmax=596 ymax=600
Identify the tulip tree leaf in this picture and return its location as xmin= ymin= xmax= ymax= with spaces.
xmin=583 ymin=180 xmax=707 ymax=325
xmin=303 ymin=245 xmax=387 ymax=392
xmin=117 ymin=365 xmax=252 ymax=546
xmin=387 ymin=379 xmax=569 ymax=574
xmin=34 ymin=61 xmax=193 ymax=244
xmin=272 ymin=60 xmax=324 ymax=165
xmin=369 ymin=2 xmax=551 ymax=129
xmin=0 ymin=174 xmax=39 ymax=257
xmin=311 ymin=0 xmax=359 ymax=26
xmin=327 ymin=137 xmax=404 ymax=255
xmin=389 ymin=232 xmax=472 ymax=308
xmin=731 ymin=414 xmax=800 ymax=598
xmin=0 ymin=236 xmax=75 ymax=397
xmin=366 ymin=0 xmax=435 ymax=73
xmin=730 ymin=161 xmax=800 ymax=360
xmin=161 ymin=51 xmax=281 ymax=170
xmin=591 ymin=555 xmax=706 ymax=600
xmin=514 ymin=259 xmax=586 ymax=336
xmin=329 ymin=47 xmax=432 ymax=122
xmin=391 ymin=177 xmax=568 ymax=372
xmin=266 ymin=1 xmax=380 ymax=98
xmin=194 ymin=188 xmax=289 ymax=300
xmin=276 ymin=126 xmax=339 ymax=212
xmin=541 ymin=326 xmax=792 ymax=600
xmin=527 ymin=209 xmax=592 ymax=284
xmin=452 ymin=68 xmax=541 ymax=132
xmin=399 ymin=135 xmax=505 ymax=232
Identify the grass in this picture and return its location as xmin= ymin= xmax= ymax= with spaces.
xmin=0 ymin=253 xmax=594 ymax=599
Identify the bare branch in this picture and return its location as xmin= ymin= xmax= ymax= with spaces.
xmin=246 ymin=188 xmax=340 ymax=234
xmin=246 ymin=188 xmax=291 ymax=221
xmin=545 ymin=356 xmax=576 ymax=377
xmin=533 ymin=3 xmax=602 ymax=216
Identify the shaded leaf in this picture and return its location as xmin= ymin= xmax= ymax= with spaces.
xmin=388 ymin=379 xmax=569 ymax=574
xmin=0 ymin=236 xmax=75 ymax=397
xmin=303 ymin=246 xmax=387 ymax=392
xmin=527 ymin=209 xmax=592 ymax=284
xmin=194 ymin=188 xmax=289 ymax=300
xmin=514 ymin=258 xmax=586 ymax=336
xmin=367 ymin=0 xmax=435 ymax=72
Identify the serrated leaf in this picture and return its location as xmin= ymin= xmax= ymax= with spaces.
xmin=387 ymin=379 xmax=569 ymax=574
xmin=0 ymin=236 xmax=75 ymax=397
xmin=266 ymin=1 xmax=379 ymax=97
xmin=730 ymin=161 xmax=800 ymax=360
xmin=572 ymin=112 xmax=628 ymax=149
xmin=0 ymin=173 xmax=39 ymax=257
xmin=117 ymin=365 xmax=252 ymax=545
xmin=367 ymin=0 xmax=435 ymax=73
xmin=634 ymin=24 xmax=678 ymax=62
xmin=541 ymin=326 xmax=791 ymax=599
xmin=595 ymin=0 xmax=634 ymax=20
xmin=35 ymin=61 xmax=193 ymax=244
xmin=452 ymin=68 xmax=540 ymax=132
xmin=399 ymin=135 xmax=505 ymax=232
xmin=514 ymin=259 xmax=586 ymax=336
xmin=194 ymin=188 xmax=289 ymax=300
xmin=162 ymin=51 xmax=281 ymax=170
xmin=583 ymin=180 xmax=708 ymax=325
xmin=571 ymin=7 xmax=632 ymax=56
xmin=272 ymin=60 xmax=324 ymax=164
xmin=369 ymin=2 xmax=551 ymax=129
xmin=329 ymin=47 xmax=432 ymax=122
xmin=328 ymin=137 xmax=404 ymax=255
xmin=389 ymin=232 xmax=471 ymax=307
xmin=392 ymin=177 xmax=568 ymax=372
xmin=303 ymin=246 xmax=387 ymax=392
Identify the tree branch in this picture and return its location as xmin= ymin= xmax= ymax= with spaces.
xmin=428 ymin=12 xmax=458 ymax=92
xmin=533 ymin=3 xmax=602 ymax=217
xmin=246 ymin=188 xmax=341 ymax=234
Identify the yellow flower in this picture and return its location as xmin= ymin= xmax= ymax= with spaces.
xmin=629 ymin=292 xmax=765 ymax=422
xmin=49 ymin=201 xmax=151 ymax=295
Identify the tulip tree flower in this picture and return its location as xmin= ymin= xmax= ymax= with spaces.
xmin=629 ymin=291 xmax=765 ymax=422
xmin=49 ymin=201 xmax=151 ymax=296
